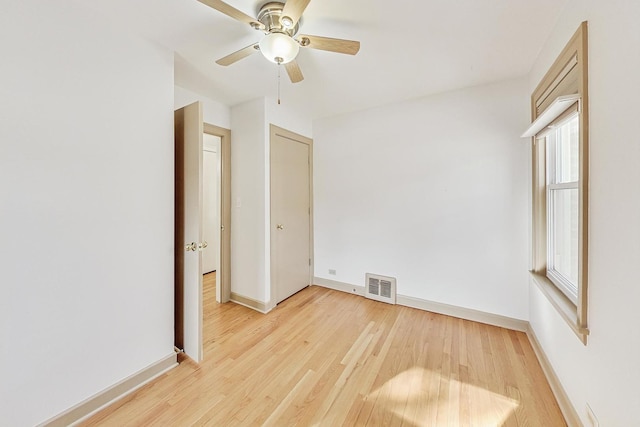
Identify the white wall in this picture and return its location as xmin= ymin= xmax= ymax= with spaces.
xmin=313 ymin=78 xmax=530 ymax=320
xmin=230 ymin=99 xmax=268 ymax=302
xmin=0 ymin=1 xmax=175 ymax=425
xmin=174 ymin=85 xmax=231 ymax=128
xmin=229 ymin=97 xmax=312 ymax=305
xmin=265 ymin=97 xmax=313 ymax=139
xmin=527 ymin=1 xmax=640 ymax=425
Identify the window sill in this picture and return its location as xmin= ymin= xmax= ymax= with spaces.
xmin=529 ymin=272 xmax=589 ymax=345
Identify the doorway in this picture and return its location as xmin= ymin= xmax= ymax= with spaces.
xmin=202 ymin=134 xmax=220 ymax=276
xmin=203 ymin=124 xmax=231 ymax=305
xmin=270 ymin=125 xmax=313 ymax=305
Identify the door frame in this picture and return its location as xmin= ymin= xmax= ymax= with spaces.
xmin=268 ymin=124 xmax=313 ymax=310
xmin=204 ymin=123 xmax=231 ymax=303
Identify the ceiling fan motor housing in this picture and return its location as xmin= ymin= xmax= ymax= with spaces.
xmin=257 ymin=2 xmax=299 ymax=36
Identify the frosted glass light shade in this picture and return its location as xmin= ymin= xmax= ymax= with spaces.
xmin=259 ymin=33 xmax=299 ymax=64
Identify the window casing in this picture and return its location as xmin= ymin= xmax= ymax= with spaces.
xmin=526 ymin=22 xmax=589 ymax=344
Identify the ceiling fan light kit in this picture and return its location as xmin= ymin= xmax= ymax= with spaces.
xmin=198 ymin=0 xmax=360 ymax=83
xmin=259 ymin=32 xmax=299 ymax=64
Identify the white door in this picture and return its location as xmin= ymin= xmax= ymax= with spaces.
xmin=174 ymin=102 xmax=204 ymax=362
xmin=271 ymin=127 xmax=312 ymax=304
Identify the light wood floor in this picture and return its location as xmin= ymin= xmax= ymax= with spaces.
xmin=81 ymin=273 xmax=565 ymax=426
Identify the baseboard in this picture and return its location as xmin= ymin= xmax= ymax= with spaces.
xmin=313 ymin=277 xmax=527 ymax=332
xmin=313 ymin=277 xmax=365 ymax=296
xmin=397 ymin=294 xmax=528 ymax=332
xmin=40 ymin=352 xmax=177 ymax=427
xmin=230 ymin=292 xmax=269 ymax=313
xmin=527 ymin=326 xmax=583 ymax=427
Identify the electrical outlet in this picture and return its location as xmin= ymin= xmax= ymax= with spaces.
xmin=586 ymin=404 xmax=599 ymax=427
xmin=328 ymin=269 xmax=336 ymax=275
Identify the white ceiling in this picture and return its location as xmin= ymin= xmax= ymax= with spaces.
xmin=79 ymin=0 xmax=568 ymax=119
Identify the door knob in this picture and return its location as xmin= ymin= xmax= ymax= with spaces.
xmin=185 ymin=242 xmax=197 ymax=252
xmin=277 ymin=224 xmax=284 ymax=230
xmin=198 ymin=241 xmax=208 ymax=250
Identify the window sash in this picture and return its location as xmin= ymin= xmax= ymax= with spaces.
xmin=547 ymin=186 xmax=579 ymax=303
xmin=544 ymin=113 xmax=580 ymax=304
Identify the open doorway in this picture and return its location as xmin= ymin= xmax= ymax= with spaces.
xmin=203 ymin=123 xmax=231 ymax=304
xmin=202 ymin=134 xmax=221 ymax=326
xmin=201 ymin=125 xmax=231 ymax=363
xmin=202 ymin=134 xmax=220 ymax=275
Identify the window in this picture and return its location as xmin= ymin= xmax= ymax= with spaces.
xmin=542 ymin=111 xmax=580 ymax=303
xmin=525 ymin=22 xmax=589 ymax=344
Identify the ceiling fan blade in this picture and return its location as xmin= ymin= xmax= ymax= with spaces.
xmin=197 ymin=0 xmax=264 ymax=29
xmin=216 ymin=43 xmax=260 ymax=66
xmin=284 ymin=60 xmax=304 ymax=83
xmin=282 ymin=0 xmax=311 ymax=27
xmin=297 ymin=34 xmax=360 ymax=55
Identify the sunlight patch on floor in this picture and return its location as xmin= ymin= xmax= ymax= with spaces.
xmin=367 ymin=366 xmax=520 ymax=426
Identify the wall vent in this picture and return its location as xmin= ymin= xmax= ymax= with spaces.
xmin=365 ymin=273 xmax=396 ymax=305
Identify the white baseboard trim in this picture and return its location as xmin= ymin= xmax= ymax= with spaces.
xmin=313 ymin=277 xmax=365 ymax=296
xmin=40 ymin=352 xmax=178 ymax=427
xmin=231 ymin=292 xmax=270 ymax=314
xmin=397 ymin=294 xmax=528 ymax=332
xmin=526 ymin=326 xmax=583 ymax=427
xmin=313 ymin=277 xmax=527 ymax=332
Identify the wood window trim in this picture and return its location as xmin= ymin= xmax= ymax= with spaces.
xmin=529 ymin=21 xmax=589 ymax=345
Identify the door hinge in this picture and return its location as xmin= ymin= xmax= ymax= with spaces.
xmin=309 ymin=258 xmax=311 ymax=266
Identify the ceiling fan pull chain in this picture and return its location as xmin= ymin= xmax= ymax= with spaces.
xmin=277 ymin=61 xmax=282 ymax=105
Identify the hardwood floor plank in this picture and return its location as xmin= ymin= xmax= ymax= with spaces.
xmin=80 ymin=274 xmax=566 ymax=426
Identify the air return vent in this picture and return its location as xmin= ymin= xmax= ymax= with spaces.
xmin=365 ymin=273 xmax=396 ymax=305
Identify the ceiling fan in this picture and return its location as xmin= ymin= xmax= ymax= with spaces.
xmin=197 ymin=0 xmax=361 ymax=83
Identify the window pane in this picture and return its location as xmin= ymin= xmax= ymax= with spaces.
xmin=555 ymin=115 xmax=579 ymax=183
xmin=550 ymin=188 xmax=579 ymax=288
